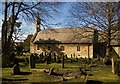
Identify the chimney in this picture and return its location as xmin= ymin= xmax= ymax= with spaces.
xmin=93 ymin=29 xmax=98 ymax=43
xmin=35 ymin=12 xmax=40 ymax=33
xmin=93 ymin=29 xmax=98 ymax=58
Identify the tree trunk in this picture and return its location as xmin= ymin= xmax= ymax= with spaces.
xmin=106 ymin=2 xmax=112 ymax=57
xmin=2 ymin=2 xmax=11 ymax=67
xmin=2 ymin=2 xmax=16 ymax=67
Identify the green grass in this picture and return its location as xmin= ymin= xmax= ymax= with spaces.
xmin=2 ymin=58 xmax=120 ymax=83
xmin=35 ymin=62 xmax=84 ymax=69
xmin=87 ymin=65 xmax=119 ymax=83
xmin=2 ymin=63 xmax=86 ymax=83
xmin=35 ymin=63 xmax=62 ymax=69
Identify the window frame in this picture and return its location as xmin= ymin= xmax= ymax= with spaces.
xmin=37 ymin=45 xmax=40 ymax=50
xmin=60 ymin=45 xmax=65 ymax=51
xmin=77 ymin=45 xmax=80 ymax=51
xmin=48 ymin=45 xmax=50 ymax=50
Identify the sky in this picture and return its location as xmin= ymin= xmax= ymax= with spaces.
xmin=0 ymin=2 xmax=72 ymax=41
xmin=0 ymin=1 xmax=119 ymax=41
xmin=0 ymin=2 xmax=3 ymax=39
xmin=0 ymin=0 xmax=119 ymax=2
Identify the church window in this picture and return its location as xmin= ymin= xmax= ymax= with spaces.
xmin=77 ymin=45 xmax=80 ymax=51
xmin=60 ymin=45 xmax=65 ymax=51
xmin=37 ymin=45 xmax=40 ymax=50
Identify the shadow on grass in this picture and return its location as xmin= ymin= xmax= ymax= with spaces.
xmin=12 ymin=71 xmax=32 ymax=75
xmin=86 ymin=80 xmax=102 ymax=84
xmin=88 ymin=74 xmax=93 ymax=76
xmin=52 ymin=72 xmax=63 ymax=76
xmin=2 ymin=78 xmax=28 ymax=81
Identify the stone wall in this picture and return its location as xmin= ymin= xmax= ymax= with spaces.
xmin=30 ymin=43 xmax=93 ymax=58
xmin=30 ymin=42 xmax=36 ymax=53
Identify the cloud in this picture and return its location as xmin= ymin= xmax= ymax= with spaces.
xmin=14 ymin=34 xmax=28 ymax=42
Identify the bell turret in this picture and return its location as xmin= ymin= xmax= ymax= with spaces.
xmin=35 ymin=12 xmax=40 ymax=33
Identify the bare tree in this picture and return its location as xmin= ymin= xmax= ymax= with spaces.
xmin=1 ymin=1 xmax=61 ymax=67
xmin=67 ymin=2 xmax=120 ymax=57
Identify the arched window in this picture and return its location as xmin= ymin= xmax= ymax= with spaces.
xmin=60 ymin=45 xmax=65 ymax=51
xmin=48 ymin=45 xmax=50 ymax=50
xmin=77 ymin=45 xmax=80 ymax=51
xmin=37 ymin=45 xmax=40 ymax=50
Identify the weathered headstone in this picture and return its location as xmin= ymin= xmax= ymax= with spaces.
xmin=112 ymin=58 xmax=117 ymax=74
xmin=29 ymin=54 xmax=35 ymax=68
xmin=13 ymin=64 xmax=20 ymax=75
xmin=87 ymin=57 xmax=91 ymax=64
xmin=65 ymin=54 xmax=68 ymax=60
xmin=57 ymin=55 xmax=61 ymax=63
xmin=48 ymin=68 xmax=55 ymax=75
xmin=62 ymin=54 xmax=65 ymax=68
xmin=73 ymin=53 xmax=75 ymax=58
xmin=71 ymin=54 xmax=72 ymax=58
xmin=49 ymin=53 xmax=52 ymax=62
xmin=45 ymin=52 xmax=47 ymax=61
xmin=71 ymin=54 xmax=73 ymax=63
xmin=43 ymin=52 xmax=45 ymax=62
xmin=54 ymin=53 xmax=56 ymax=62
xmin=46 ymin=53 xmax=51 ymax=64
xmin=39 ymin=54 xmax=42 ymax=63
xmin=25 ymin=57 xmax=29 ymax=65
xmin=85 ymin=57 xmax=87 ymax=64
xmin=41 ymin=52 xmax=44 ymax=62
xmin=10 ymin=52 xmax=15 ymax=63
xmin=76 ymin=56 xmax=78 ymax=61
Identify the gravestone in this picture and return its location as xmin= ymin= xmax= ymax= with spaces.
xmin=48 ymin=68 xmax=55 ymax=75
xmin=46 ymin=53 xmax=51 ymax=64
xmin=71 ymin=54 xmax=73 ymax=63
xmin=54 ymin=53 xmax=56 ymax=62
xmin=62 ymin=54 xmax=65 ymax=68
xmin=10 ymin=52 xmax=15 ymax=63
xmin=41 ymin=52 xmax=44 ymax=62
xmin=29 ymin=54 xmax=35 ymax=68
xmin=44 ymin=52 xmax=47 ymax=61
xmin=76 ymin=56 xmax=78 ymax=61
xmin=25 ymin=57 xmax=29 ymax=65
xmin=73 ymin=53 xmax=75 ymax=58
xmin=87 ymin=57 xmax=91 ymax=64
xmin=85 ymin=57 xmax=87 ymax=64
xmin=112 ymin=58 xmax=117 ymax=74
xmin=71 ymin=54 xmax=72 ymax=58
xmin=13 ymin=64 xmax=20 ymax=75
xmin=49 ymin=53 xmax=52 ymax=62
xmin=39 ymin=54 xmax=42 ymax=63
xmin=57 ymin=55 xmax=61 ymax=63
xmin=65 ymin=54 xmax=68 ymax=60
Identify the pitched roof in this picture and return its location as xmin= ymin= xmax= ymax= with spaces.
xmin=32 ymin=28 xmax=94 ymax=44
xmin=31 ymin=28 xmax=120 ymax=45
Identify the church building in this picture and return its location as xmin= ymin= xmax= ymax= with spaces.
xmin=30 ymin=13 xmax=120 ymax=58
